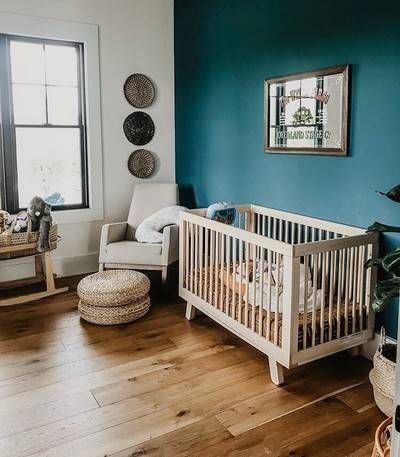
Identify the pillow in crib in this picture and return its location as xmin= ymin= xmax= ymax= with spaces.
xmin=135 ymin=205 xmax=188 ymax=243
xmin=206 ymin=202 xmax=236 ymax=225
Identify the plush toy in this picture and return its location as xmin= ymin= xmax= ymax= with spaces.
xmin=0 ymin=210 xmax=10 ymax=234
xmin=28 ymin=196 xmax=52 ymax=252
xmin=12 ymin=211 xmax=29 ymax=233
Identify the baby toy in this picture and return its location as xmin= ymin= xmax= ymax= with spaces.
xmin=28 ymin=196 xmax=53 ymax=252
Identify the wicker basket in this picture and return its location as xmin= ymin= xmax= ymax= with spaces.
xmin=370 ymin=328 xmax=396 ymax=417
xmin=0 ymin=223 xmax=58 ymax=260
xmin=371 ymin=418 xmax=392 ymax=457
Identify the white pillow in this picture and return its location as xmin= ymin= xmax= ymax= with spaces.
xmin=135 ymin=206 xmax=187 ymax=243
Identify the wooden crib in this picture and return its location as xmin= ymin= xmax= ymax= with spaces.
xmin=179 ymin=204 xmax=379 ymax=385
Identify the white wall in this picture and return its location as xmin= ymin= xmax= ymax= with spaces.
xmin=0 ymin=0 xmax=175 ymax=280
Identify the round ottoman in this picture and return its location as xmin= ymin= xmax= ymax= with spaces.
xmin=77 ymin=270 xmax=151 ymax=325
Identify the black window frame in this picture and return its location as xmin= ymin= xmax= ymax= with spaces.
xmin=0 ymin=33 xmax=89 ymax=214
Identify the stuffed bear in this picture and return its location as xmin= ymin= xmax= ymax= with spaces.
xmin=28 ymin=196 xmax=52 ymax=252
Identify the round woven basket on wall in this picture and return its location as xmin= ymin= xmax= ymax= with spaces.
xmin=77 ymin=270 xmax=151 ymax=325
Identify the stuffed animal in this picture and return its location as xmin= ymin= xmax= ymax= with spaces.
xmin=28 ymin=196 xmax=52 ymax=252
xmin=0 ymin=210 xmax=10 ymax=234
xmin=12 ymin=211 xmax=29 ymax=233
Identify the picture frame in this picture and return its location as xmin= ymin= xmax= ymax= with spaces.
xmin=264 ymin=65 xmax=350 ymax=156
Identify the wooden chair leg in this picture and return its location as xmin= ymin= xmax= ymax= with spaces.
xmin=43 ymin=251 xmax=56 ymax=292
xmin=268 ymin=358 xmax=285 ymax=386
xmin=185 ymin=302 xmax=197 ymax=321
xmin=161 ymin=266 xmax=168 ymax=284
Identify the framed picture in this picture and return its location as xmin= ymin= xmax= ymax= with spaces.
xmin=264 ymin=65 xmax=349 ymax=156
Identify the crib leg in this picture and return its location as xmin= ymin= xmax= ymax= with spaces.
xmin=348 ymin=345 xmax=361 ymax=357
xmin=268 ymin=358 xmax=285 ymax=386
xmin=185 ymin=302 xmax=197 ymax=321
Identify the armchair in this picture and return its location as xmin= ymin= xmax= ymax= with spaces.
xmin=99 ymin=183 xmax=179 ymax=283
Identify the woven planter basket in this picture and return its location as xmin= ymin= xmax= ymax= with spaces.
xmin=77 ymin=270 xmax=151 ymax=325
xmin=371 ymin=417 xmax=392 ymax=457
xmin=370 ymin=329 xmax=396 ymax=417
xmin=0 ymin=223 xmax=58 ymax=260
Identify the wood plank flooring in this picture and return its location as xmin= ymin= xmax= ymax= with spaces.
xmin=0 ymin=276 xmax=384 ymax=456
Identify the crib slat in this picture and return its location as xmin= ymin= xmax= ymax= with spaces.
xmin=344 ymin=248 xmax=350 ymax=336
xmin=185 ymin=221 xmax=189 ymax=289
xmin=194 ymin=224 xmax=198 ymax=296
xmin=320 ymin=251 xmax=327 ymax=344
xmin=238 ymin=240 xmax=243 ymax=325
xmin=311 ymin=253 xmax=318 ymax=347
xmin=204 ymin=228 xmax=209 ymax=301
xmin=352 ymin=246 xmax=358 ymax=334
xmin=266 ymin=249 xmax=272 ymax=342
xmin=252 ymin=243 xmax=257 ymax=331
xmin=328 ymin=250 xmax=335 ymax=341
xmin=220 ymin=234 xmax=225 ymax=310
xmin=245 ymin=242 xmax=250 ymax=328
xmin=214 ymin=232 xmax=220 ymax=308
xmin=209 ymin=230 xmax=215 ymax=305
xmin=303 ymin=254 xmax=309 ymax=349
xmin=337 ymin=249 xmax=343 ymax=339
xmin=259 ymin=248 xmax=265 ymax=336
xmin=199 ymin=226 xmax=205 ymax=300
xmin=226 ymin=235 xmax=231 ymax=314
xmin=232 ymin=237 xmax=237 ymax=319
xmin=274 ymin=253 xmax=281 ymax=346
xmin=190 ymin=223 xmax=194 ymax=293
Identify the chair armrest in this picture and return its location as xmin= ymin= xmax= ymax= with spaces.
xmin=100 ymin=222 xmax=127 ymax=247
xmin=161 ymin=224 xmax=179 ymax=265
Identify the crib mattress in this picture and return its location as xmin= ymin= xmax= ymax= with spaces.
xmin=187 ymin=269 xmax=367 ymax=350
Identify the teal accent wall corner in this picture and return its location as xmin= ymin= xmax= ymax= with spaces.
xmin=174 ymin=0 xmax=400 ymax=337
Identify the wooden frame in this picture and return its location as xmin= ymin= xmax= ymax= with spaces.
xmin=0 ymin=244 xmax=68 ymax=306
xmin=264 ymin=64 xmax=350 ymax=156
xmin=179 ymin=205 xmax=379 ymax=385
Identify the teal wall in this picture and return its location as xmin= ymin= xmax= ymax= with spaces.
xmin=174 ymin=0 xmax=400 ymax=336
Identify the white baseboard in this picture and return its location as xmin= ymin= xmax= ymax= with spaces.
xmin=0 ymin=251 xmax=98 ymax=281
xmin=361 ymin=332 xmax=397 ymax=361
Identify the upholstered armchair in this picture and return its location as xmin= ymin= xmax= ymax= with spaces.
xmin=99 ymin=183 xmax=179 ymax=283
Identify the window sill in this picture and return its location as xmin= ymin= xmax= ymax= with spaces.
xmin=53 ymin=206 xmax=103 ymax=224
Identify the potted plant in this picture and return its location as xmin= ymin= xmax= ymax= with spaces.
xmin=366 ymin=184 xmax=400 ymax=416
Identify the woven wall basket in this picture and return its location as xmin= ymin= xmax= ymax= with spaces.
xmin=123 ymin=111 xmax=155 ymax=146
xmin=124 ymin=74 xmax=155 ymax=108
xmin=128 ymin=149 xmax=155 ymax=178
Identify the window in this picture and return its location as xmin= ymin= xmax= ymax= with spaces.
xmin=0 ymin=34 xmax=88 ymax=213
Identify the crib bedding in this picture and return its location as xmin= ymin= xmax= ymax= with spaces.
xmin=188 ymin=268 xmax=367 ymax=350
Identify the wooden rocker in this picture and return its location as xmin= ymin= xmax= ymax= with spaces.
xmin=0 ymin=242 xmax=68 ymax=307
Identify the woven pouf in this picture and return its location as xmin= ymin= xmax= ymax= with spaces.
xmin=77 ymin=270 xmax=151 ymax=325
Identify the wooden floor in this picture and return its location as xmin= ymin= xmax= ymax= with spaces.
xmin=0 ymin=276 xmax=384 ymax=457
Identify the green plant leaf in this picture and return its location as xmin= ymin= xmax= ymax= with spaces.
xmin=367 ymin=221 xmax=400 ymax=233
xmin=373 ymin=277 xmax=400 ymax=313
xmin=376 ymin=184 xmax=400 ymax=203
xmin=381 ymin=248 xmax=400 ymax=277
xmin=365 ymin=258 xmax=382 ymax=269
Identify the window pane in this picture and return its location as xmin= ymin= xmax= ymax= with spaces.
xmin=10 ymin=41 xmax=45 ymax=84
xmin=45 ymin=44 xmax=78 ymax=86
xmin=12 ymin=84 xmax=46 ymax=124
xmin=15 ymin=127 xmax=83 ymax=208
xmin=47 ymin=86 xmax=79 ymax=125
